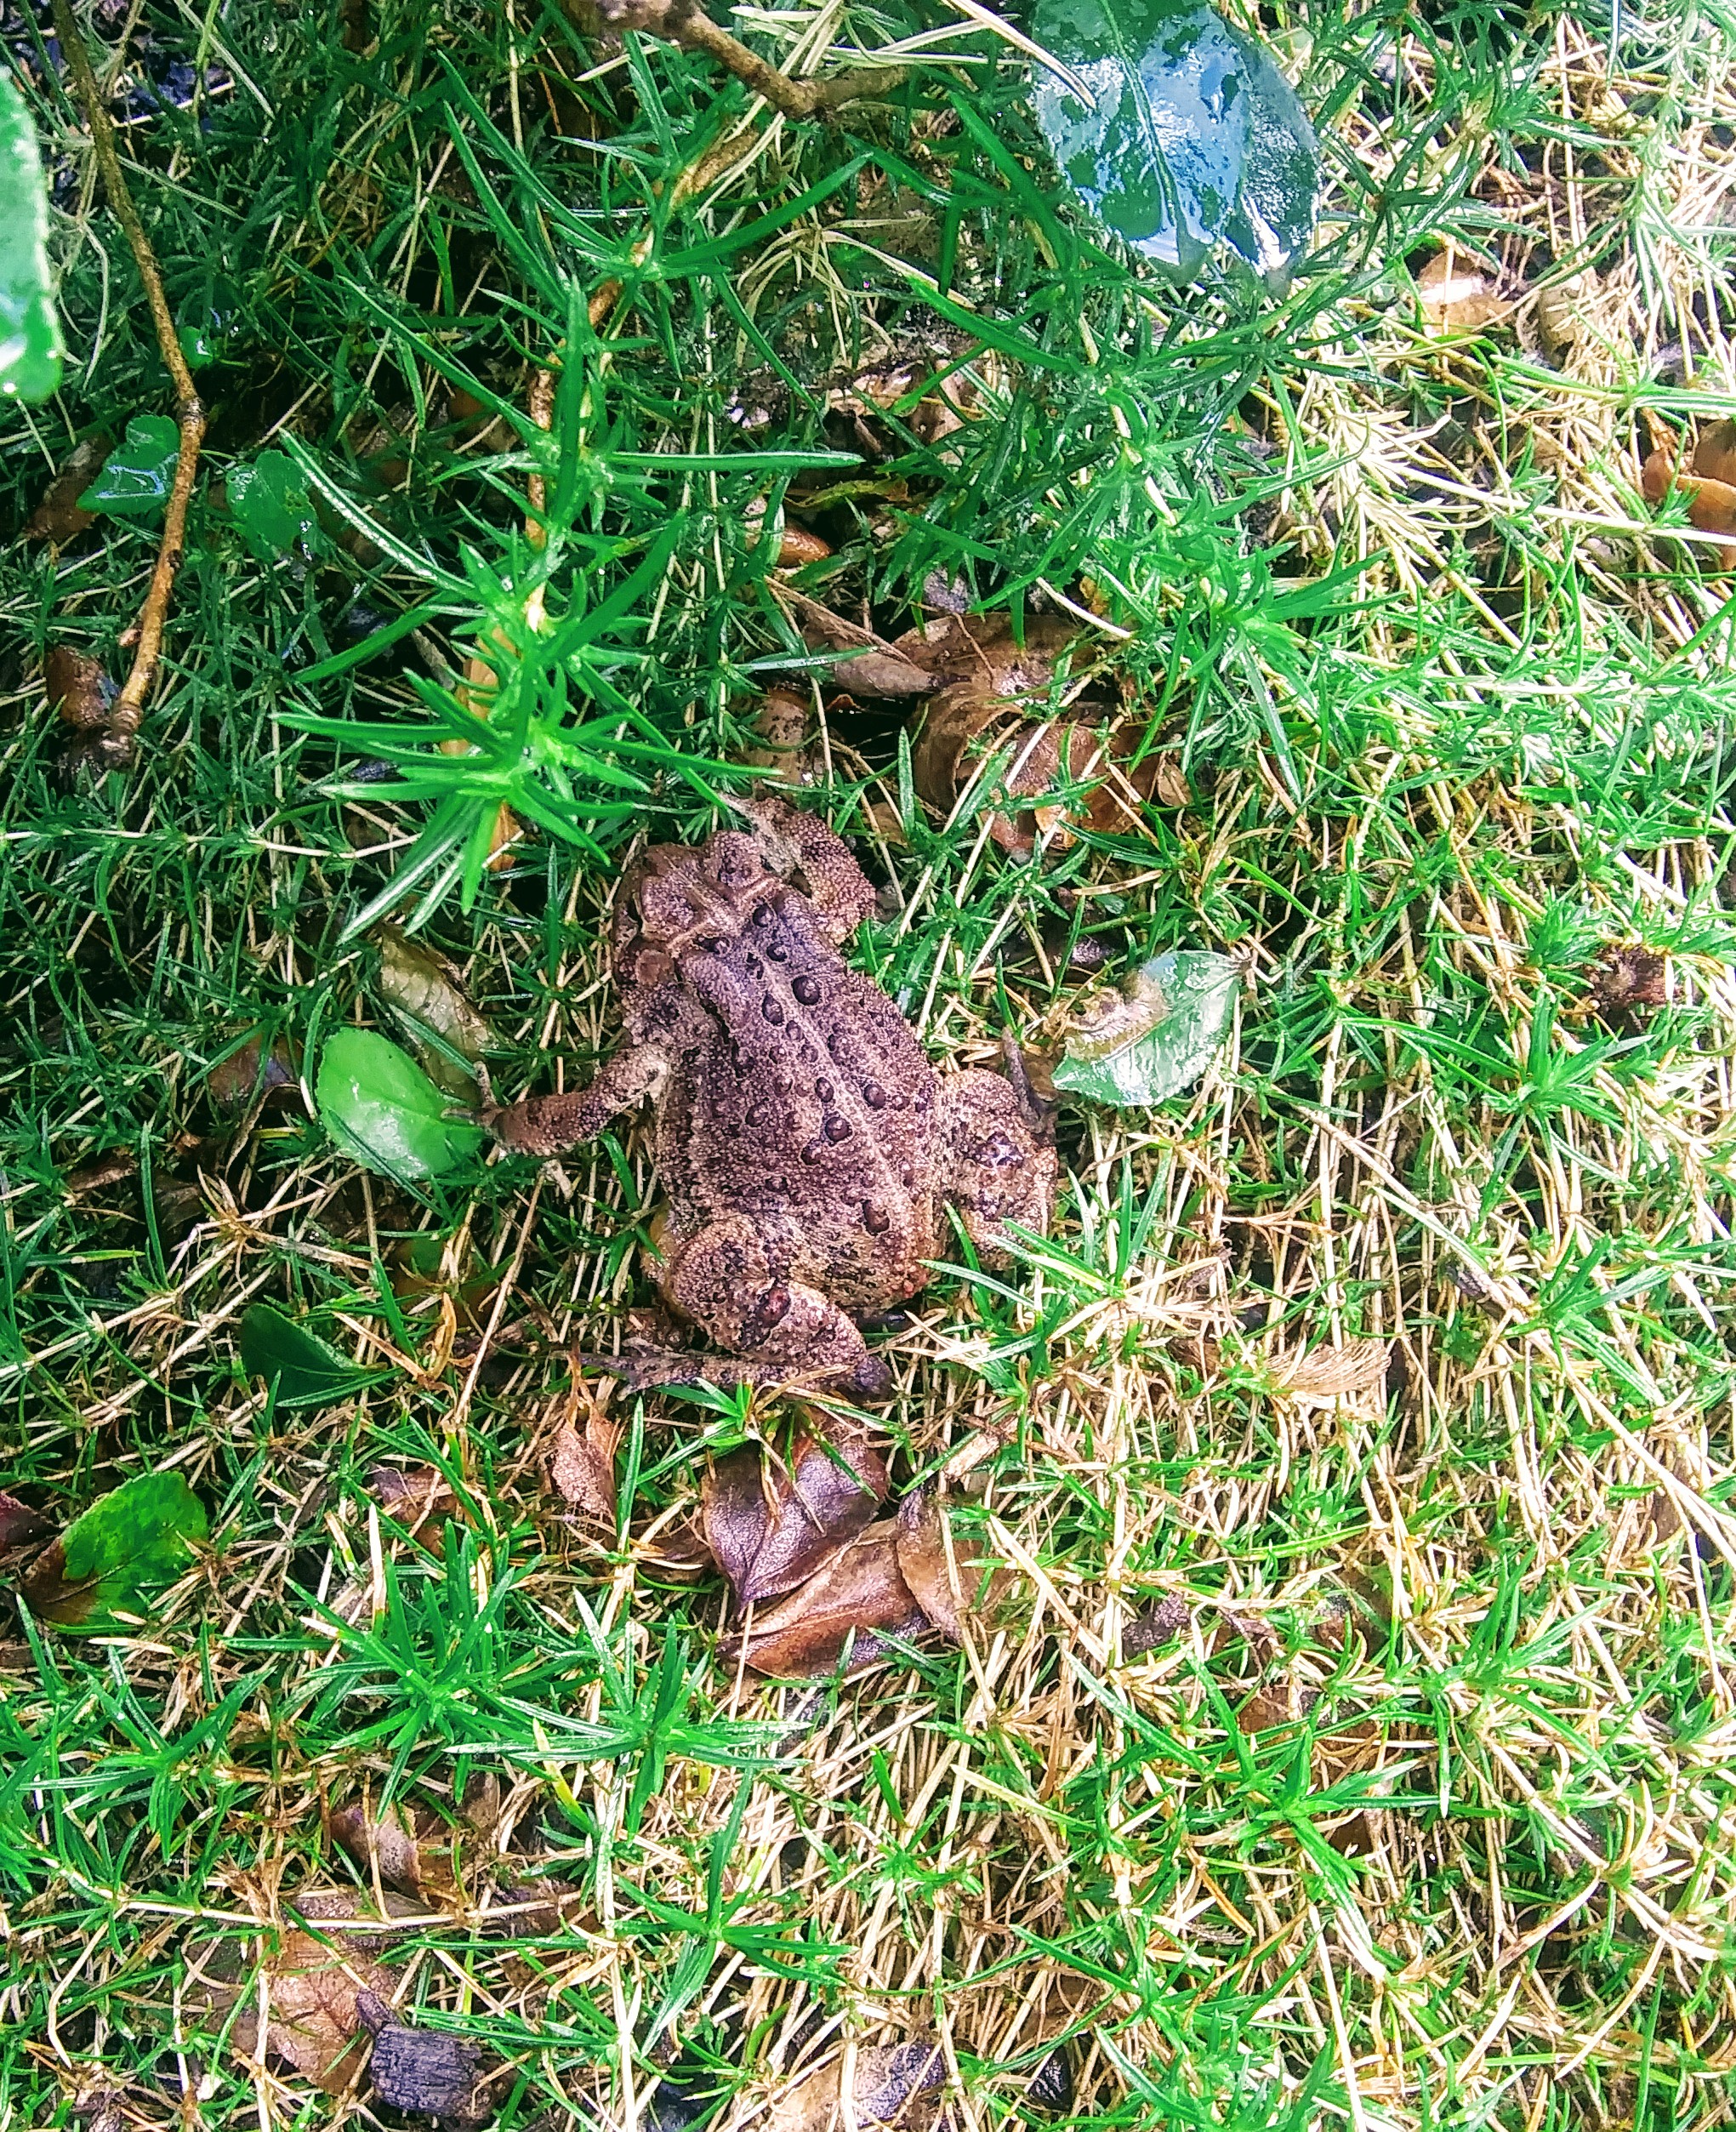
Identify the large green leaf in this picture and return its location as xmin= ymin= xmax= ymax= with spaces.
xmin=316 ymin=1028 xmax=485 ymax=1186
xmin=1028 ymin=0 xmax=1318 ymax=288
xmin=20 ymin=1471 xmax=208 ymax=1629
xmin=0 ymin=73 xmax=63 ymax=403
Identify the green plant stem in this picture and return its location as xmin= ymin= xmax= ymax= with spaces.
xmin=48 ymin=0 xmax=207 ymax=762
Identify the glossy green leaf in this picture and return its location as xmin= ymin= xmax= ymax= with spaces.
xmin=1053 ymin=950 xmax=1238 ymax=1107
xmin=20 ymin=1471 xmax=208 ymax=1629
xmin=238 ymin=1302 xmax=380 ymax=1408
xmin=1029 ymin=0 xmax=1318 ymax=288
xmin=229 ymin=448 xmax=320 ymax=561
xmin=78 ymin=412 xmax=180 ymax=517
xmin=0 ymin=74 xmax=63 ymax=403
xmin=316 ymin=1028 xmax=485 ymax=1186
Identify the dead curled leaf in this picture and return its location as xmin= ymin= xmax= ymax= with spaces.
xmin=766 ymin=2044 xmax=947 ymax=2132
xmin=222 ymin=1930 xmax=396 ymax=2095
xmin=550 ymin=1406 xmax=623 ymax=1525
xmin=774 ymin=589 xmax=934 ymax=697
xmin=330 ymin=1801 xmax=458 ymax=1902
xmin=374 ymin=926 xmax=491 ymax=1097
xmin=1270 ymin=1338 xmax=1392 ymax=1408
xmin=1414 ymin=245 xmax=1512 ymax=335
xmin=1642 ymin=419 xmax=1736 ymax=539
xmin=703 ymin=1428 xmax=888 ymax=1605
xmin=722 ymin=1488 xmax=1017 ymax=1679
xmin=726 ymin=1523 xmax=925 ymax=1679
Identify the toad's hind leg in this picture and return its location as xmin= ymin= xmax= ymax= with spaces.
xmin=654 ymin=1215 xmax=893 ymax=1397
xmin=940 ymin=1046 xmax=1056 ymax=1268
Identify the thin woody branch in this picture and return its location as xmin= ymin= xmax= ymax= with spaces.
xmin=49 ymin=0 xmax=207 ymax=767
xmin=595 ymin=0 xmax=905 ymax=122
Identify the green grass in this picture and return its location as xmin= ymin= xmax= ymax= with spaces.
xmin=5 ymin=0 xmax=1736 ymax=2125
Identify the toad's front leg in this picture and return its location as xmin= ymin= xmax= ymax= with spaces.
xmin=485 ymin=1043 xmax=669 ymax=1157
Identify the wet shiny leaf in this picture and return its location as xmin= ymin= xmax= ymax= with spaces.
xmin=316 ymin=1028 xmax=485 ymax=1186
xmin=20 ymin=1470 xmax=208 ymax=1629
xmin=1053 ymin=949 xmax=1238 ymax=1107
xmin=78 ymin=413 xmax=180 ymax=517
xmin=229 ymin=448 xmax=320 ymax=561
xmin=1030 ymin=0 xmax=1318 ymax=288
xmin=0 ymin=74 xmax=63 ymax=403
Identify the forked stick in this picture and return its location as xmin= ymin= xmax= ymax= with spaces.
xmin=590 ymin=0 xmax=904 ymax=123
xmin=49 ymin=0 xmax=207 ymax=767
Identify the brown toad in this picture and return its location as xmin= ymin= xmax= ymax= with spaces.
xmin=487 ymin=795 xmax=1055 ymax=1395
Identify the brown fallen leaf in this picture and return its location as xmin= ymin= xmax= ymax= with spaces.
xmin=45 ymin=646 xmax=111 ymax=733
xmin=356 ymin=1990 xmax=481 ymax=2119
xmin=891 ymin=1488 xmax=1016 ymax=1644
xmin=704 ymin=1427 xmax=889 ymax=1606
xmin=911 ymin=692 xmax=1157 ymax=855
xmin=894 ymin=1488 xmax=961 ymax=1640
xmin=226 ymin=1930 xmax=396 ymax=2095
xmin=1642 ymin=419 xmax=1736 ymax=539
xmin=767 ymin=2043 xmax=947 ymax=2132
xmin=1414 ymin=245 xmax=1512 ymax=335
xmin=208 ymin=1027 xmax=302 ymax=1115
xmin=24 ymin=433 xmax=111 ymax=544
xmin=1592 ymin=943 xmax=1667 ymax=1022
xmin=0 ymin=1490 xmax=49 ymax=1550
xmin=1271 ymin=1338 xmax=1392 ymax=1408
xmin=728 ymin=1523 xmax=925 ymax=1678
xmin=330 ymin=1799 xmax=460 ymax=1901
xmin=374 ymin=926 xmax=491 ymax=1097
xmin=550 ymin=1405 xmax=623 ymax=1525
xmin=772 ymin=589 xmax=934 ymax=697
xmin=889 ymin=610 xmax=1079 ymax=694
xmin=368 ymin=1465 xmax=461 ymax=1543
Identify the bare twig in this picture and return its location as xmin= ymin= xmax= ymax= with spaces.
xmin=49 ymin=0 xmax=207 ymax=768
xmin=594 ymin=0 xmax=904 ymax=122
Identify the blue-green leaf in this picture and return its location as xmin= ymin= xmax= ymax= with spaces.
xmin=1029 ymin=0 xmax=1318 ymax=288
xmin=79 ymin=412 xmax=180 ymax=517
xmin=0 ymin=74 xmax=64 ymax=403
